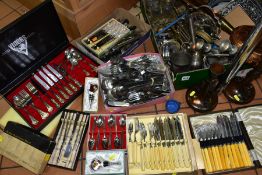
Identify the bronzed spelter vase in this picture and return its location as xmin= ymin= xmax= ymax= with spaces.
xmin=224 ymin=25 xmax=262 ymax=104
xmin=186 ymin=63 xmax=225 ymax=112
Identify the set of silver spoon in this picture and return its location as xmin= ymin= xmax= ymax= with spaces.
xmin=88 ymin=114 xmax=126 ymax=150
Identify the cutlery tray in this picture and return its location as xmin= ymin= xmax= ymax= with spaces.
xmin=126 ymin=113 xmax=195 ymax=175
xmin=0 ymin=1 xmax=97 ymax=130
xmin=48 ymin=109 xmax=89 ymax=170
xmin=188 ymin=106 xmax=262 ymax=174
xmin=87 ymin=114 xmax=127 ymax=150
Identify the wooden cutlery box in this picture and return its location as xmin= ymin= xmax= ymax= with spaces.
xmin=188 ymin=105 xmax=262 ymax=174
xmin=0 ymin=0 xmax=97 ymax=130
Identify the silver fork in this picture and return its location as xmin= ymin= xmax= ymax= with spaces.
xmin=19 ymin=89 xmax=49 ymax=119
xmin=26 ymin=82 xmax=54 ymax=112
xmin=128 ymin=92 xmax=142 ymax=103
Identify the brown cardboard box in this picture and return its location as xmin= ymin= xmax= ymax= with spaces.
xmin=73 ymin=8 xmax=151 ymax=64
xmin=53 ymin=0 xmax=138 ymax=39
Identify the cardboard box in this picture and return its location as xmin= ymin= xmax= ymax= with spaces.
xmin=72 ymin=8 xmax=151 ymax=65
xmin=0 ymin=122 xmax=55 ymax=174
xmin=0 ymin=0 xmax=97 ymax=130
xmin=140 ymin=0 xmax=260 ymax=90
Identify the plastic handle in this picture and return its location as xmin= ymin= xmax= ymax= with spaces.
xmin=168 ymin=145 xmax=175 ymax=170
xmin=239 ymin=142 xmax=253 ymax=167
xmin=148 ymin=146 xmax=154 ymax=170
xmin=140 ymin=144 xmax=145 ymax=171
xmin=159 ymin=144 xmax=165 ymax=170
xmin=226 ymin=144 xmax=236 ymax=168
xmin=128 ymin=142 xmax=133 ymax=164
xmin=234 ymin=143 xmax=244 ymax=167
xmin=172 ymin=143 xmax=179 ymax=168
xmin=144 ymin=144 xmax=150 ymax=169
xmin=207 ymin=147 xmax=216 ymax=172
xmin=202 ymin=148 xmax=213 ymax=173
xmin=214 ymin=146 xmax=223 ymax=170
xmin=133 ymin=142 xmax=137 ymax=165
xmin=154 ymin=145 xmax=159 ymax=169
xmin=182 ymin=143 xmax=191 ymax=168
xmin=211 ymin=146 xmax=220 ymax=171
xmin=231 ymin=143 xmax=240 ymax=168
xmin=222 ymin=144 xmax=230 ymax=169
xmin=178 ymin=142 xmax=185 ymax=168
xmin=218 ymin=145 xmax=227 ymax=170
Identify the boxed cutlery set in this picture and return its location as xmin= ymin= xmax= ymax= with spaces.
xmin=81 ymin=18 xmax=132 ymax=58
xmin=188 ymin=105 xmax=262 ymax=174
xmin=98 ymin=53 xmax=174 ymax=113
xmin=85 ymin=114 xmax=127 ymax=174
xmin=73 ymin=8 xmax=151 ymax=64
xmin=0 ymin=0 xmax=262 ymax=175
xmin=48 ymin=110 xmax=89 ymax=170
xmin=237 ymin=105 xmax=262 ymax=166
xmin=126 ymin=114 xmax=195 ymax=174
xmin=0 ymin=0 xmax=97 ymax=130
xmin=87 ymin=114 xmax=127 ymax=150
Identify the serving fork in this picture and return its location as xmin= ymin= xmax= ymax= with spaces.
xmin=19 ymin=89 xmax=49 ymax=119
xmin=26 ymin=82 xmax=54 ymax=112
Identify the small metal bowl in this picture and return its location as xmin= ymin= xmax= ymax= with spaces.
xmin=170 ymin=52 xmax=192 ymax=73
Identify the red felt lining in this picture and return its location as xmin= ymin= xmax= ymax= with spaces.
xmin=88 ymin=114 xmax=127 ymax=150
xmin=5 ymin=45 xmax=97 ymax=129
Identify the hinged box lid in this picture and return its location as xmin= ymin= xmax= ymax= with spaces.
xmin=0 ymin=0 xmax=68 ymax=95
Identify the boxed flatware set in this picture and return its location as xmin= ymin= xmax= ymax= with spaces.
xmin=48 ymin=110 xmax=89 ymax=170
xmin=188 ymin=105 xmax=262 ymax=174
xmin=0 ymin=0 xmax=262 ymax=175
xmin=87 ymin=114 xmax=127 ymax=151
xmin=126 ymin=114 xmax=196 ymax=175
xmin=0 ymin=0 xmax=97 ymax=130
